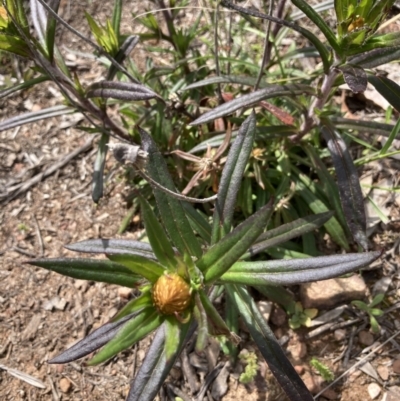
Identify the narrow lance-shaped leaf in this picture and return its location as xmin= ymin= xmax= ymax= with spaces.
xmin=246 ymin=211 xmax=334 ymax=257
xmin=45 ymin=0 xmax=60 ymax=62
xmin=182 ymin=203 xmax=212 ymax=244
xmin=321 ymin=124 xmax=368 ymax=250
xmin=0 ymin=76 xmax=48 ymax=100
xmin=293 ymin=170 xmax=350 ymax=250
xmin=220 ymin=251 xmax=381 ymax=286
xmin=92 ymin=133 xmax=108 ymax=203
xmin=212 ymin=111 xmax=256 ymax=243
xmin=64 ymin=238 xmax=156 ymax=259
xmin=199 ymin=200 xmax=274 ymax=283
xmin=107 ymin=254 xmax=165 ymax=283
xmin=0 ymin=105 xmax=75 ymax=132
xmin=87 ymin=308 xmax=163 ymax=366
xmin=226 ymin=285 xmax=314 ymax=401
xmin=368 ymin=74 xmax=400 ymax=113
xmin=303 ymin=144 xmax=349 ymax=234
xmin=48 ymin=313 xmax=137 ymax=364
xmin=111 ymin=0 xmax=122 ymax=39
xmin=127 ymin=321 xmax=195 ymax=401
xmin=190 ymin=84 xmax=315 ymax=126
xmin=106 ymin=35 xmax=139 ymax=81
xmin=86 ymin=81 xmax=160 ymax=101
xmin=164 ymin=316 xmax=183 ymax=361
xmin=331 ymin=116 xmax=395 ymax=137
xmin=290 ymin=0 xmax=341 ymax=56
xmin=183 ymin=75 xmax=260 ymax=90
xmin=26 ymin=258 xmax=142 ymax=288
xmin=380 ymin=116 xmax=400 ymax=155
xmin=350 ymin=46 xmax=400 ymax=69
xmin=111 ymin=291 xmax=154 ymax=322
xmin=139 ymin=195 xmax=177 ymax=270
xmin=139 ymin=127 xmax=202 ymax=258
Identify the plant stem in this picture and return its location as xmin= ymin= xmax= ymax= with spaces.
xmin=299 ymin=66 xmax=340 ymax=137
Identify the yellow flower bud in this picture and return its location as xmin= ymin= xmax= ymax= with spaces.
xmin=152 ymin=273 xmax=191 ymax=315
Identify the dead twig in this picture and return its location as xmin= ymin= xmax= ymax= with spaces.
xmin=1 ymin=137 xmax=95 ymax=204
xmin=314 ymin=329 xmax=400 ymax=399
xmin=32 ymin=215 xmax=44 ymax=257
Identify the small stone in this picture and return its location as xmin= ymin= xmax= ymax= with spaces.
xmin=392 ymin=359 xmax=400 ymax=374
xmin=118 ymin=287 xmax=132 ymax=299
xmin=257 ymin=300 xmax=272 ymax=322
xmin=368 ymin=383 xmax=381 ymax=400
xmin=74 ymin=279 xmax=89 ymax=292
xmin=270 ymin=305 xmax=287 ymax=326
xmin=59 ymin=378 xmax=72 ymax=393
xmin=294 ymin=365 xmax=305 ymax=375
xmin=334 ymin=329 xmax=346 ymax=341
xmin=302 ymin=371 xmax=320 ymax=394
xmin=287 ymin=340 xmax=307 ymax=361
xmin=359 ymin=330 xmax=375 ymax=346
xmin=321 ymin=388 xmax=338 ymax=400
xmin=377 ymin=365 xmax=389 ymax=381
xmin=300 ymin=275 xmax=367 ymax=309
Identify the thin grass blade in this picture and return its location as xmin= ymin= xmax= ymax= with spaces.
xmin=26 ymin=258 xmax=142 ymax=287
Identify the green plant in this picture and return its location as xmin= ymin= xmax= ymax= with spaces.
xmin=288 ymin=301 xmax=318 ymax=330
xmin=352 ymin=293 xmax=385 ymax=334
xmin=239 ymin=351 xmax=259 ymax=384
xmin=310 ymin=357 xmax=334 ymax=382
xmin=1 ymin=0 xmax=398 ymax=400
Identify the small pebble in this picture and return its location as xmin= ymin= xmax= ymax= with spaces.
xmin=59 ymin=377 xmax=72 ymax=393
xmin=302 ymin=371 xmax=320 ymax=394
xmin=377 ymin=365 xmax=389 ymax=381
xmin=287 ymin=340 xmax=307 ymax=361
xmin=321 ymin=388 xmax=338 ymax=400
xmin=367 ymin=382 xmax=381 ymax=400
xmin=334 ymin=329 xmax=346 ymax=341
xmin=270 ymin=305 xmax=287 ymax=326
xmin=118 ymin=287 xmax=132 ymax=299
xmin=392 ymin=359 xmax=400 ymax=374
xmin=294 ymin=365 xmax=305 ymax=375
xmin=359 ymin=330 xmax=374 ymax=346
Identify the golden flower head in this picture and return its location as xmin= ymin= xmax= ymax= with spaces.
xmin=152 ymin=273 xmax=192 ymax=315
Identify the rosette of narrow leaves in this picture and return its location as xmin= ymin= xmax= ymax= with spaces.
xmin=27 ymin=116 xmax=383 ymax=401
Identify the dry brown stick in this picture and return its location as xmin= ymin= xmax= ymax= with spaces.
xmin=1 ymin=137 xmax=95 ymax=204
xmin=32 ymin=214 xmax=44 ymax=257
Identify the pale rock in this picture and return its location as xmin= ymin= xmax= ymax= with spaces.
xmin=302 ymin=371 xmax=320 ymax=394
xmin=300 ymin=275 xmax=367 ymax=309
xmin=367 ymin=383 xmax=381 ymax=400
xmin=74 ymin=279 xmax=89 ymax=292
xmin=59 ymin=378 xmax=72 ymax=393
xmin=294 ymin=365 xmax=305 ymax=375
xmin=257 ymin=300 xmax=272 ymax=322
xmin=118 ymin=287 xmax=132 ymax=299
xmin=377 ymin=365 xmax=389 ymax=381
xmin=334 ymin=329 xmax=347 ymax=342
xmin=287 ymin=339 xmax=307 ymax=361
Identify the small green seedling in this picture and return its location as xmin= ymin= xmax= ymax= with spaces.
xmin=239 ymin=351 xmax=259 ymax=384
xmin=288 ymin=301 xmax=318 ymax=330
xmin=310 ymin=357 xmax=334 ymax=382
xmin=352 ymin=293 xmax=385 ymax=334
